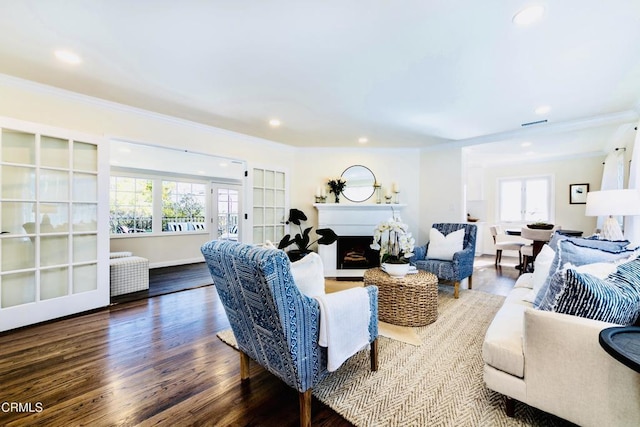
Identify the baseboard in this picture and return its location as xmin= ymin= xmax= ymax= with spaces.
xmin=149 ymin=257 xmax=205 ymax=269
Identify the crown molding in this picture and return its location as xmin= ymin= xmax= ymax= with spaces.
xmin=423 ymin=110 xmax=640 ymax=152
xmin=0 ymin=73 xmax=295 ymax=151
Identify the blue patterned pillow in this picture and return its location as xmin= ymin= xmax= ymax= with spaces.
xmin=547 ymin=234 xmax=629 ymax=252
xmin=533 ymin=240 xmax=637 ymax=307
xmin=538 ymin=257 xmax=640 ymax=325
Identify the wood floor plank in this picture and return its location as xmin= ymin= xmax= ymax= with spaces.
xmin=0 ymin=256 xmax=514 ymax=426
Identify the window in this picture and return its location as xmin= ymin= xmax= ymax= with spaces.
xmin=498 ymin=176 xmax=552 ymax=222
xmin=162 ymin=180 xmax=207 ymax=232
xmin=109 ymin=176 xmax=153 ymax=233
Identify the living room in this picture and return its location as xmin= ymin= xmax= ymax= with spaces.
xmin=1 ymin=1 xmax=640 ymax=426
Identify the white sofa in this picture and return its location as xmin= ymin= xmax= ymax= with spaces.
xmin=482 ymin=272 xmax=640 ymax=426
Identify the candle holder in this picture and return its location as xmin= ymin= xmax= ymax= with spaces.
xmin=315 ymin=196 xmax=327 ymax=203
xmin=394 ymin=191 xmax=400 ymax=204
xmin=385 ymin=195 xmax=392 ymax=204
xmin=374 ymin=183 xmax=382 ymax=204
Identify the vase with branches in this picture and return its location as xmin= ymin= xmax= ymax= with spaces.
xmin=327 ymin=178 xmax=347 ymax=203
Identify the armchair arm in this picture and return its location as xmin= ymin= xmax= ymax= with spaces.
xmin=523 ymin=309 xmax=640 ymax=426
xmin=452 ymin=245 xmax=475 ymax=278
xmin=410 ymin=244 xmax=428 ymax=263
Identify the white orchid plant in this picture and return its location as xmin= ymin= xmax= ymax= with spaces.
xmin=370 ymin=216 xmax=415 ymax=264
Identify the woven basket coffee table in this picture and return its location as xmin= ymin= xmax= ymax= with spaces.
xmin=363 ymin=268 xmax=438 ymax=327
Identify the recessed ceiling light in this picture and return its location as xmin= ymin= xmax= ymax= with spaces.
xmin=268 ymin=119 xmax=281 ymax=127
xmin=54 ymin=49 xmax=82 ymax=65
xmin=512 ymin=5 xmax=545 ymax=26
xmin=535 ymin=105 xmax=551 ymax=115
xmin=358 ymin=137 xmax=368 ymax=144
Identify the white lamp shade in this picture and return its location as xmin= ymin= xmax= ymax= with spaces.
xmin=585 ymin=189 xmax=640 ymax=217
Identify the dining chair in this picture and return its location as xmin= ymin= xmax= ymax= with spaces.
xmin=489 ymin=225 xmax=526 ymax=267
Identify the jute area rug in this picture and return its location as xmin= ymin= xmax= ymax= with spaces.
xmin=217 ymin=287 xmax=572 ymax=426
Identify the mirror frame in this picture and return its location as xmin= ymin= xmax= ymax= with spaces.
xmin=341 ymin=165 xmax=376 ymax=203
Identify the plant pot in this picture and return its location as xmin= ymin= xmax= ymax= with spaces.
xmin=286 ymin=249 xmax=311 ymax=262
xmin=381 ymin=262 xmax=410 ymax=278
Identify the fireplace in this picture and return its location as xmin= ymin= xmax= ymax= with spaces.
xmin=336 ymin=236 xmax=380 ymax=270
xmin=314 ymin=203 xmax=406 ymax=278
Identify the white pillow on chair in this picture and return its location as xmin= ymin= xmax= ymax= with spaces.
xmin=290 ymin=252 xmax=326 ymax=297
xmin=427 ymin=228 xmax=465 ymax=261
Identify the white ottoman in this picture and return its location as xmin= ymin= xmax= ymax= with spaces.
xmin=109 ymin=256 xmax=149 ymax=296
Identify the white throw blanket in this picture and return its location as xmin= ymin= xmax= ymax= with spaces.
xmin=315 ymin=287 xmax=371 ymax=371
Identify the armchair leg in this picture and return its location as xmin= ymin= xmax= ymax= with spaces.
xmin=240 ymin=351 xmax=250 ymax=381
xmin=495 ymin=250 xmax=502 ymax=266
xmin=299 ymin=389 xmax=312 ymax=427
xmin=505 ymin=396 xmax=515 ymax=417
xmin=370 ymin=338 xmax=379 ymax=371
xmin=468 ymin=275 xmax=472 ymax=290
xmin=453 ymin=281 xmax=460 ymax=299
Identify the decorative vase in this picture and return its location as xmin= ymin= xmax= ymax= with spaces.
xmin=381 ymin=262 xmax=410 ymax=278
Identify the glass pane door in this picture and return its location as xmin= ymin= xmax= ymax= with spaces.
xmin=251 ymin=168 xmax=286 ymax=245
xmin=212 ymin=184 xmax=242 ymax=241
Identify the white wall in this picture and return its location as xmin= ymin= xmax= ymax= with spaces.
xmin=477 ymin=155 xmax=604 ymax=254
xmin=290 ymin=147 xmax=422 ymax=248
xmin=418 ymin=147 xmax=465 ymax=243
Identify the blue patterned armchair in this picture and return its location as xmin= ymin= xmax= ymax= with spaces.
xmin=410 ymin=223 xmax=477 ymax=299
xmin=201 ymin=240 xmax=378 ymax=427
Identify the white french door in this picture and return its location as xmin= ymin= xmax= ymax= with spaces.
xmin=211 ymin=183 xmax=242 ymax=242
xmin=0 ymin=117 xmax=109 ymax=332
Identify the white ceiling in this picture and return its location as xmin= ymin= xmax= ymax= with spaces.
xmin=0 ymin=1 xmax=639 ymax=158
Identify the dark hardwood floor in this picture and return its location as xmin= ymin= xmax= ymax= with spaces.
xmin=110 ymin=262 xmax=214 ymax=305
xmin=0 ymin=255 xmax=518 ymax=426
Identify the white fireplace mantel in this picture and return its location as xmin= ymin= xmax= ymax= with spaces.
xmin=314 ymin=203 xmax=406 ymax=277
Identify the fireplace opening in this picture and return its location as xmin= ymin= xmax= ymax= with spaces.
xmin=336 ymin=236 xmax=380 ymax=270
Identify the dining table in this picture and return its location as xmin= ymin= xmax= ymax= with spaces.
xmin=506 ymin=227 xmax=584 ymax=264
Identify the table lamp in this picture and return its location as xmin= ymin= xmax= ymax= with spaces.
xmin=585 ymin=189 xmax=640 ymax=240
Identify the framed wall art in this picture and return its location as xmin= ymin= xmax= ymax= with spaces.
xmin=569 ymin=183 xmax=589 ymax=204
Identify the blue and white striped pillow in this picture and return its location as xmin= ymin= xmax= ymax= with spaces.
xmin=533 ymin=240 xmax=637 ymax=307
xmin=539 ymin=257 xmax=640 ymax=325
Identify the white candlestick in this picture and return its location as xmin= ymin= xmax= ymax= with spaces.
xmin=392 ymin=182 xmax=399 ymax=193
xmin=316 ymin=186 xmax=321 ymax=197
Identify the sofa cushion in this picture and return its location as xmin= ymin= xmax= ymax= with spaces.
xmin=533 ymin=240 xmax=637 ymax=307
xmin=524 ymin=244 xmax=555 ymax=303
xmin=482 ymin=295 xmax=530 ymax=378
xmin=426 ymin=227 xmax=464 ymax=261
xmin=537 ymin=256 xmax=640 ymax=325
xmin=513 ymin=272 xmax=533 ymax=289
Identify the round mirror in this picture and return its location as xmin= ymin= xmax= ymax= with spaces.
xmin=341 ymin=165 xmax=376 ymax=202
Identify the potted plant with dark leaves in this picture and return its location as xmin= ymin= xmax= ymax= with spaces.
xmin=278 ymin=208 xmax=338 ymax=261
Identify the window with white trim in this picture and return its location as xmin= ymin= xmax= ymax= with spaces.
xmin=109 ymin=174 xmax=210 ymax=235
xmin=498 ymin=176 xmax=552 ymax=222
xmin=109 ymin=176 xmax=153 ymax=233
xmin=162 ymin=180 xmax=207 ymax=232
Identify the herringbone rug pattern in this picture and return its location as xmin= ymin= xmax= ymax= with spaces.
xmin=312 ymin=288 xmax=573 ymax=426
xmin=217 ymin=288 xmax=574 ymax=426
